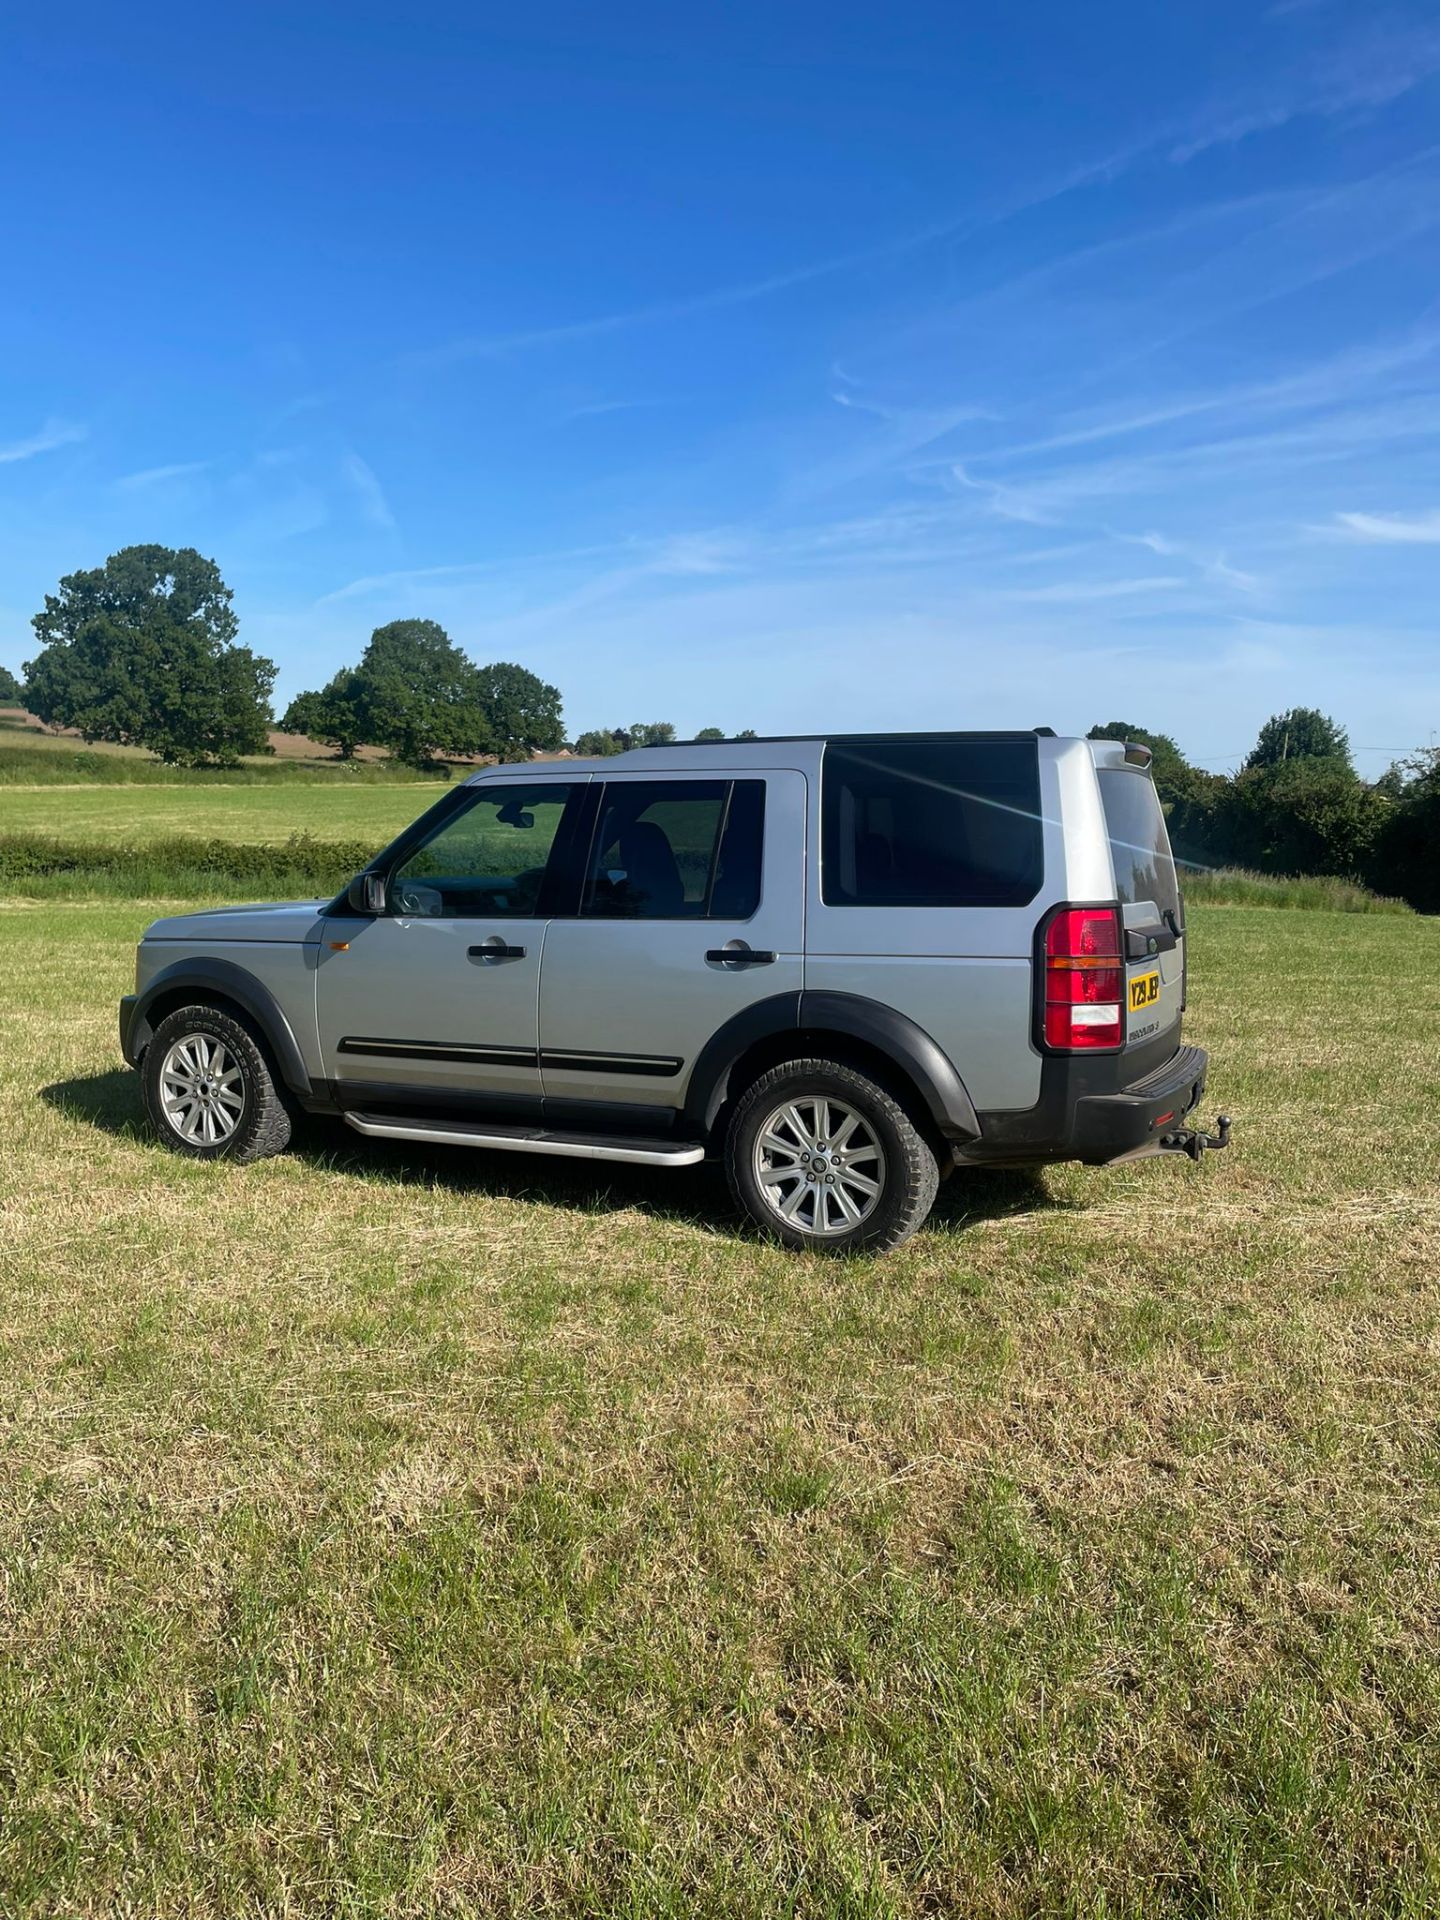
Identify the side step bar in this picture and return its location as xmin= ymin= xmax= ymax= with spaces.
xmin=342 ymin=1110 xmax=706 ymax=1167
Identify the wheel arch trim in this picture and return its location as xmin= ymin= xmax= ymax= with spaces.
xmin=124 ymin=958 xmax=312 ymax=1098
xmin=683 ymin=989 xmax=980 ymax=1141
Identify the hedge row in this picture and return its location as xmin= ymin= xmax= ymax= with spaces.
xmin=0 ymin=832 xmax=373 ymax=895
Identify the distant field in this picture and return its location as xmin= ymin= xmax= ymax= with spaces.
xmin=1 ymin=899 xmax=1439 ymax=1914
xmin=0 ymin=710 xmax=438 ymax=787
xmin=0 ymin=707 xmax=389 ymax=764
xmin=0 ymin=781 xmax=437 ymax=845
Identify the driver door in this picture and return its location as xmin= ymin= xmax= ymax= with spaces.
xmin=317 ymin=777 xmax=584 ymax=1112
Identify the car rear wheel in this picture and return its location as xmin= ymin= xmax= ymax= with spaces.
xmin=725 ymin=1058 xmax=940 ymax=1255
xmin=142 ymin=1004 xmax=293 ymax=1164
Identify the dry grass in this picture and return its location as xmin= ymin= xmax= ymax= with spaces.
xmin=1 ymin=900 xmax=1438 ymax=1915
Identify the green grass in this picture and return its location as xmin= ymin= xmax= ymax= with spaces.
xmin=2 ymin=895 xmax=1439 ymax=1914
xmin=0 ymin=711 xmax=435 ymax=787
xmin=0 ymin=781 xmax=437 ymax=846
xmin=1183 ymin=865 xmax=1410 ymax=913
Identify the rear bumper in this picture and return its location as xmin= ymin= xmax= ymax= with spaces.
xmin=1069 ymin=1044 xmax=1213 ymax=1163
xmin=959 ymin=1040 xmax=1219 ymax=1168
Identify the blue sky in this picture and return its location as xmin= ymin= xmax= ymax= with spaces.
xmin=2 ymin=0 xmax=1438 ymax=774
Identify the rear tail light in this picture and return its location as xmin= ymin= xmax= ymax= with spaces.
xmin=1041 ymin=906 xmax=1123 ymax=1051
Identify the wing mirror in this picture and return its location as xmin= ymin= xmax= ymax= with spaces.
xmin=346 ymin=872 xmax=387 ymax=915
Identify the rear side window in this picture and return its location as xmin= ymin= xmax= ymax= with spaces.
xmin=1098 ymin=769 xmax=1181 ymax=917
xmin=821 ymin=739 xmax=1043 ymax=908
xmin=583 ymin=780 xmax=765 ymax=920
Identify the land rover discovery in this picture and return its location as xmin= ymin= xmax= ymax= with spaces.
xmin=118 ymin=732 xmax=1229 ymax=1253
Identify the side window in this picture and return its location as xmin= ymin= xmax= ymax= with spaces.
xmin=390 ymin=784 xmax=574 ymax=917
xmin=821 ymin=740 xmax=1043 ymax=908
xmin=582 ymin=780 xmax=765 ymax=920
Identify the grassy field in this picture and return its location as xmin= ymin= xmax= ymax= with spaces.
xmin=1 ymin=894 xmax=1438 ymax=1916
xmin=0 ymin=781 xmax=437 ymax=846
xmin=0 ymin=711 xmax=431 ymax=787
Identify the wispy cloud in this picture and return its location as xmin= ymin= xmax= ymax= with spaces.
xmin=404 ymin=248 xmax=900 ymax=369
xmin=997 ymin=575 xmax=1187 ymax=604
xmin=1329 ymin=507 xmax=1440 ymax=543
xmin=1115 ymin=530 xmax=1262 ymax=595
xmin=0 ymin=417 xmax=87 ymax=464
xmin=316 ymin=540 xmax=625 ymax=604
xmin=341 ymin=452 xmax=396 ymax=532
xmin=114 ymin=460 xmax=208 ymax=491
xmin=404 ymin=20 xmax=1440 ymax=377
xmin=968 ymin=328 xmax=1440 ymax=466
xmin=1168 ymin=20 xmax=1440 ymax=163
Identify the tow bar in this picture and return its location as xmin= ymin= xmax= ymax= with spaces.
xmin=1157 ymin=1113 xmax=1231 ymax=1161
xmin=1110 ymin=1113 xmax=1231 ymax=1166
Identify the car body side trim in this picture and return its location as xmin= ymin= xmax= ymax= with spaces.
xmin=335 ymin=1038 xmax=683 ymax=1077
xmin=539 ymin=1049 xmax=683 ymax=1078
xmin=338 ymin=1037 xmax=540 ymax=1067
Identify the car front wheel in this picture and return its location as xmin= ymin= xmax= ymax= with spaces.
xmin=141 ymin=1004 xmax=293 ymax=1164
xmin=725 ymin=1058 xmax=940 ymax=1255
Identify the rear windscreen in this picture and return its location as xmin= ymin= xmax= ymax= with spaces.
xmin=1098 ymin=768 xmax=1181 ymax=917
xmin=821 ymin=738 xmax=1043 ymax=908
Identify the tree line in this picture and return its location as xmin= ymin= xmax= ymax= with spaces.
xmin=14 ymin=545 xmax=567 ymax=771
xmin=7 ymin=543 xmax=756 ymax=771
xmin=1090 ymin=711 xmax=1439 ymax=915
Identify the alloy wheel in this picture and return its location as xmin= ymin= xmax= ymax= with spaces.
xmin=751 ymin=1096 xmax=887 ymax=1237
xmin=158 ymin=1033 xmax=245 ymax=1145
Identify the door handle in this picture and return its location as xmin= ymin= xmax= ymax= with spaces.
xmin=706 ymin=947 xmax=776 ymax=966
xmin=468 ymin=941 xmax=527 ymax=960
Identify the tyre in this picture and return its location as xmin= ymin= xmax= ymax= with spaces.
xmin=725 ymin=1058 xmax=940 ymax=1255
xmin=141 ymin=1003 xmax=293 ymax=1164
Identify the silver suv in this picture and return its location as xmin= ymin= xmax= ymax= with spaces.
xmin=118 ymin=732 xmax=1228 ymax=1253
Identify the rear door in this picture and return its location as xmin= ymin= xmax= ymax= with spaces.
xmin=537 ymin=770 xmax=806 ymax=1118
xmin=1096 ymin=766 xmax=1185 ymax=1049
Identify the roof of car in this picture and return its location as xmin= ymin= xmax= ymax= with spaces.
xmin=471 ymin=728 xmax=1083 ymax=781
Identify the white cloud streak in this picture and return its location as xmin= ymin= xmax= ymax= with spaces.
xmin=341 ymin=452 xmax=397 ymax=532
xmin=114 ymin=460 xmax=208 ymax=491
xmin=1329 ymin=508 xmax=1440 ymax=543
xmin=0 ymin=418 xmax=87 ymax=464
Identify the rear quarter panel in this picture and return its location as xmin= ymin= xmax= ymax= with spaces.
xmin=804 ymin=739 xmax=1114 ymax=1112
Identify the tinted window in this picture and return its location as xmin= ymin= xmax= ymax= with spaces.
xmin=821 ymin=740 xmax=1043 ymax=908
xmin=583 ymin=780 xmax=765 ymax=920
xmin=390 ymin=784 xmax=574 ymax=917
xmin=1098 ymin=769 xmax=1181 ymax=917
xmin=709 ymin=779 xmax=765 ymax=919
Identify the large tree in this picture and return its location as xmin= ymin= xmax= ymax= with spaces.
xmin=1369 ymin=751 xmax=1440 ymax=913
xmin=0 ymin=664 xmax=23 ymax=704
xmin=353 ymin=619 xmax=492 ymax=768
xmin=574 ymin=727 xmax=625 ymax=756
xmin=281 ymin=670 xmax=366 ymax=758
xmin=1245 ymin=707 xmax=1350 ymax=769
xmin=473 ymin=661 xmax=564 ymax=761
xmin=24 ymin=545 xmax=274 ymax=766
xmin=1218 ymin=756 xmax=1380 ymax=878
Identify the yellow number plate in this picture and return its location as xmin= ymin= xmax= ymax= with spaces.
xmin=1129 ymin=970 xmax=1161 ymax=1012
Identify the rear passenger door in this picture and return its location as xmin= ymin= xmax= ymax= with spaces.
xmin=537 ymin=771 xmax=806 ymax=1118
